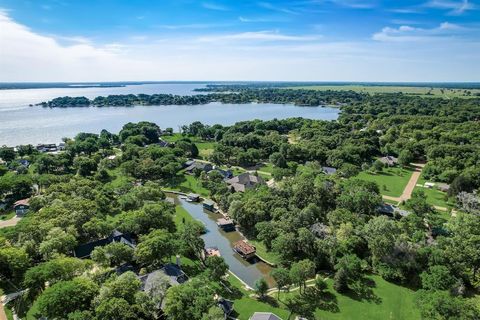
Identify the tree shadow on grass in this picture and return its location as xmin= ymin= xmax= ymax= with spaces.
xmin=258 ymin=295 xmax=280 ymax=308
xmin=343 ymin=278 xmax=382 ymax=304
xmin=303 ymin=287 xmax=340 ymax=313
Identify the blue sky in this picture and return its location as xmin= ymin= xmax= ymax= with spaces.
xmin=0 ymin=0 xmax=479 ymax=81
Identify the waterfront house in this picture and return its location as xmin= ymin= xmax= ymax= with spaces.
xmin=139 ymin=263 xmax=188 ymax=289
xmin=73 ymin=230 xmax=136 ymax=259
xmin=18 ymin=159 xmax=30 ymax=168
xmin=36 ymin=143 xmax=58 ymax=153
xmin=216 ymin=218 xmax=235 ymax=232
xmin=226 ymin=173 xmax=265 ymax=192
xmin=233 ymin=240 xmax=256 ymax=260
xmin=379 ymin=155 xmax=398 ymax=166
xmin=249 ymin=312 xmax=283 ymax=320
xmin=217 ymin=297 xmax=234 ymax=319
xmin=13 ymin=198 xmax=29 ymax=216
xmin=377 ymin=203 xmax=410 ymax=218
xmin=322 ymin=166 xmax=337 ymax=175
xmin=212 ymin=168 xmax=234 ymax=180
xmin=203 ymin=200 xmax=215 ymax=211
xmin=185 ymin=161 xmax=213 ymax=175
xmin=187 ymin=193 xmax=200 ymax=202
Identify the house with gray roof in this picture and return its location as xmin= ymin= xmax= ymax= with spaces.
xmin=249 ymin=312 xmax=283 ymax=320
xmin=226 ymin=172 xmax=265 ymax=192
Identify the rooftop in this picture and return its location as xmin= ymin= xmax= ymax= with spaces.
xmin=249 ymin=312 xmax=283 ymax=320
xmin=233 ymin=240 xmax=256 ymax=255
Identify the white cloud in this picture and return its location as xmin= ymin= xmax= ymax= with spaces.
xmin=372 ymin=22 xmax=465 ymax=42
xmin=425 ymin=0 xmax=475 ymax=15
xmin=196 ymin=31 xmax=319 ymax=42
xmin=0 ymin=10 xmax=479 ymax=82
xmin=201 ymin=2 xmax=229 ymax=11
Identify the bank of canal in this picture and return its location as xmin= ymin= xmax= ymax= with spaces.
xmin=168 ymin=194 xmax=274 ymax=288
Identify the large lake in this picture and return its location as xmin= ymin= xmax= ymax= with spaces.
xmin=0 ymin=83 xmax=340 ymax=146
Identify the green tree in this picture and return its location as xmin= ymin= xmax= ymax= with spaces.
xmin=201 ymin=306 xmax=225 ymax=320
xmin=135 ymin=229 xmax=177 ymax=267
xmin=270 ymin=268 xmax=291 ymax=299
xmin=163 ymin=278 xmax=215 ymax=320
xmin=39 ymin=227 xmax=77 ymax=260
xmin=420 ymin=265 xmax=457 ymax=291
xmin=33 ymin=277 xmax=99 ymax=319
xmin=205 ymin=256 xmax=229 ymax=281
xmin=91 ymin=242 xmax=134 ymax=267
xmin=289 ymin=259 xmax=315 ymax=294
xmin=95 ymin=297 xmax=138 ymax=320
xmin=254 ymin=277 xmax=269 ymax=299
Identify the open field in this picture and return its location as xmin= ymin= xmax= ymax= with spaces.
xmin=228 ymin=273 xmax=420 ymax=320
xmin=355 ymin=167 xmax=414 ymax=197
xmin=290 ymin=85 xmax=480 ymax=99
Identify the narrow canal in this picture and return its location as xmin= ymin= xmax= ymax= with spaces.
xmin=169 ymin=195 xmax=274 ymax=288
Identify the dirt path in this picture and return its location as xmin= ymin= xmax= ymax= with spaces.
xmin=381 ymin=163 xmax=425 ymax=204
xmin=0 ymin=216 xmax=21 ymax=229
xmin=398 ymin=163 xmax=424 ymax=201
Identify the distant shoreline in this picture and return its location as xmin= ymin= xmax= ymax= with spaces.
xmin=2 ymin=81 xmax=480 ymax=90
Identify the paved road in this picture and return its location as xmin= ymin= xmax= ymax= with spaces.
xmin=0 ymin=216 xmax=21 ymax=229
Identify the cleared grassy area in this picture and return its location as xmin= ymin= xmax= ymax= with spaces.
xmin=165 ymin=173 xmax=210 ymax=197
xmin=279 ymin=275 xmax=420 ymax=320
xmin=414 ymin=174 xmax=453 ymax=209
xmin=162 ymin=134 xmax=217 ymax=160
xmin=290 ymin=85 xmax=480 ymax=99
xmin=173 ymin=205 xmax=195 ymax=230
xmin=229 ymin=273 xmax=420 ymax=320
xmin=105 ymin=167 xmax=133 ymax=189
xmin=355 ymin=167 xmax=414 ymax=197
xmin=226 ymin=275 xmax=290 ymax=320
xmin=248 ymin=239 xmax=280 ymax=266
xmin=258 ymin=163 xmax=275 ymax=174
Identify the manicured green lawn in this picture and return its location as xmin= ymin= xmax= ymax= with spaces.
xmin=226 ymin=275 xmax=290 ymax=320
xmin=173 ymin=205 xmax=195 ymax=230
xmin=248 ymin=239 xmax=280 ymax=266
xmin=164 ymin=173 xmax=210 ymax=197
xmin=228 ymin=273 xmax=420 ymax=320
xmin=258 ymin=163 xmax=275 ymax=174
xmin=414 ymin=174 xmax=453 ymax=209
xmin=355 ymin=167 xmax=414 ymax=197
xmin=162 ymin=134 xmax=217 ymax=160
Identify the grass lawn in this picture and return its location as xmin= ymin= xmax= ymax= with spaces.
xmin=248 ymin=239 xmax=280 ymax=266
xmin=164 ymin=173 xmax=210 ymax=197
xmin=173 ymin=205 xmax=195 ymax=230
xmin=290 ymin=85 xmax=480 ymax=99
xmin=105 ymin=167 xmax=133 ymax=189
xmin=279 ymin=275 xmax=420 ymax=320
xmin=228 ymin=273 xmax=420 ymax=320
xmin=162 ymin=133 xmax=217 ymax=160
xmin=0 ymin=210 xmax=16 ymax=221
xmin=258 ymin=163 xmax=275 ymax=174
xmin=226 ymin=275 xmax=290 ymax=320
xmin=413 ymin=174 xmax=453 ymax=209
xmin=355 ymin=167 xmax=414 ymax=197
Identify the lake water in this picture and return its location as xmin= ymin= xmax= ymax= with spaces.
xmin=170 ymin=196 xmax=273 ymax=288
xmin=0 ymin=83 xmax=340 ymax=146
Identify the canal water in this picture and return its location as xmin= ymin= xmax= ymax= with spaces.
xmin=169 ymin=195 xmax=274 ymax=288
